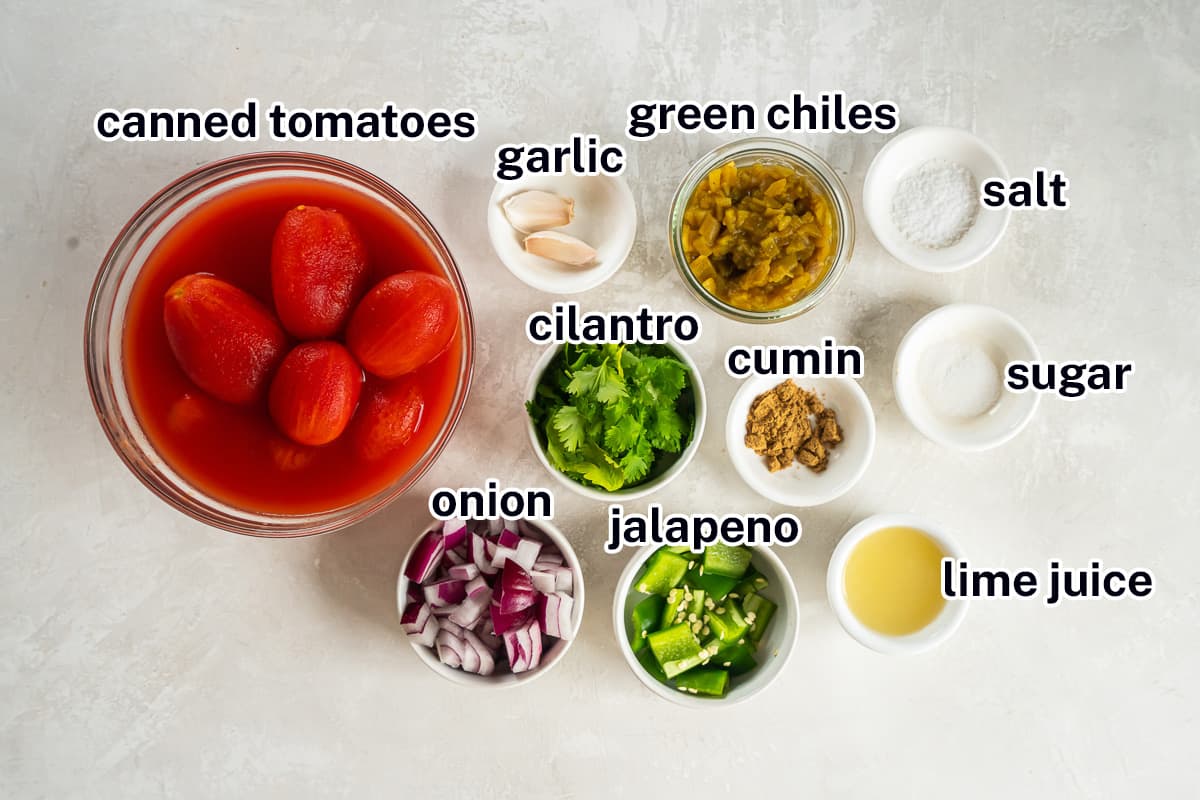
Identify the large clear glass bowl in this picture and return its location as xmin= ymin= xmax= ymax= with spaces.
xmin=84 ymin=152 xmax=475 ymax=537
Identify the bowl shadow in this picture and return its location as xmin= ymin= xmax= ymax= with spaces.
xmin=313 ymin=490 xmax=434 ymax=638
xmin=845 ymin=293 xmax=942 ymax=418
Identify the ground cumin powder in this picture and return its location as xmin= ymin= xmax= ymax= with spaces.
xmin=744 ymin=379 xmax=843 ymax=473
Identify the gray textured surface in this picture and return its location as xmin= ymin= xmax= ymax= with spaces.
xmin=2 ymin=0 xmax=1197 ymax=797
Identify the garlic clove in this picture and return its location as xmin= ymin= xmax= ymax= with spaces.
xmin=523 ymin=231 xmax=598 ymax=267
xmin=502 ymin=190 xmax=575 ymax=233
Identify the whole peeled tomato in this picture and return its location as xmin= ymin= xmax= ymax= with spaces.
xmin=163 ymin=274 xmax=287 ymax=406
xmin=345 ymin=272 xmax=459 ymax=379
xmin=271 ymin=205 xmax=369 ymax=339
xmin=351 ymin=377 xmax=426 ymax=461
xmin=268 ymin=341 xmax=364 ymax=446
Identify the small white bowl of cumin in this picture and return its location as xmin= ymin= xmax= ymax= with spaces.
xmin=725 ymin=375 xmax=876 ymax=508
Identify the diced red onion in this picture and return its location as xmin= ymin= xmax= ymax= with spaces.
xmin=497 ymin=561 xmax=537 ymax=614
xmin=487 ymin=518 xmax=505 ymax=536
xmin=439 ymin=618 xmax=465 ymax=638
xmin=530 ymin=570 xmax=556 ymax=595
xmin=464 ymin=575 xmax=489 ymax=598
xmin=463 ymin=630 xmax=496 ymax=676
xmin=477 ymin=619 xmax=502 ymax=652
xmin=514 ymin=538 xmax=542 ymax=569
xmin=404 ymin=530 xmax=445 ymax=583
xmin=448 ymin=563 xmax=479 ymax=581
xmin=490 ymin=602 xmax=534 ymax=635
xmin=515 ymin=623 xmax=534 ymax=668
xmin=551 ymin=565 xmax=573 ymax=594
xmin=417 ymin=622 xmax=439 ymax=648
xmin=431 ymin=604 xmax=456 ymax=617
xmin=470 ymin=533 xmax=498 ymax=576
xmin=443 ymin=549 xmax=467 ymax=567
xmin=411 ymin=617 xmax=439 ymax=647
xmin=406 ymin=582 xmax=422 ymax=603
xmin=508 ymin=619 xmax=542 ymax=674
xmin=449 ymin=591 xmax=490 ymax=628
xmin=489 ymin=546 xmax=515 ymax=570
xmin=529 ymin=620 xmax=543 ymax=668
xmin=402 ymin=602 xmax=440 ymax=647
xmin=461 ymin=639 xmax=481 ymax=673
xmin=502 ymin=628 xmax=520 ymax=670
xmin=496 ymin=529 xmax=521 ymax=549
xmin=423 ymin=578 xmax=467 ymax=608
xmin=538 ymin=592 xmax=575 ymax=640
xmin=442 ymin=518 xmax=469 ymax=551
xmin=400 ymin=600 xmax=430 ymax=633
xmin=533 ymin=552 xmax=564 ymax=567
xmin=436 ymin=630 xmax=464 ymax=669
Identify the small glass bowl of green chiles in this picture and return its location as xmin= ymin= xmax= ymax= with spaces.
xmin=613 ymin=543 xmax=799 ymax=706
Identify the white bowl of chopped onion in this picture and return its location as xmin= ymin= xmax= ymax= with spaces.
xmin=397 ymin=516 xmax=585 ymax=687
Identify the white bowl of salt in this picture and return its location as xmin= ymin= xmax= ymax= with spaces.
xmin=864 ymin=126 xmax=1011 ymax=272
xmin=894 ymin=304 xmax=1040 ymax=451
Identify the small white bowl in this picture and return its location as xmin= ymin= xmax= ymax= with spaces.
xmin=524 ymin=343 xmax=707 ymax=502
xmin=826 ymin=513 xmax=968 ymax=655
xmin=863 ymin=125 xmax=1011 ymax=272
xmin=487 ymin=175 xmax=636 ymax=294
xmin=396 ymin=517 xmax=585 ymax=688
xmin=613 ymin=545 xmax=799 ymax=707
xmin=726 ymin=375 xmax=875 ymax=507
xmin=894 ymin=303 xmax=1040 ymax=451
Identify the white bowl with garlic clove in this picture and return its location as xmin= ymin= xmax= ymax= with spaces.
xmin=487 ymin=174 xmax=637 ymax=294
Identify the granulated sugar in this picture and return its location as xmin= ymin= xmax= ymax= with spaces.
xmin=891 ymin=159 xmax=979 ymax=248
xmin=918 ymin=339 xmax=1002 ymax=419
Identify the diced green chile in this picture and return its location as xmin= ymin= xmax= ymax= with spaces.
xmin=707 ymin=602 xmax=750 ymax=643
xmin=685 ymin=569 xmax=738 ymax=601
xmin=648 ymin=623 xmax=703 ymax=678
xmin=742 ymin=592 xmax=777 ymax=644
xmin=635 ymin=550 xmax=689 ymax=595
xmin=733 ymin=567 xmax=769 ymax=597
xmin=714 ymin=640 xmax=758 ymax=676
xmin=630 ymin=594 xmax=665 ymax=652
xmin=636 ymin=645 xmax=669 ymax=683
xmin=660 ymin=587 xmax=689 ymax=629
xmin=703 ymin=543 xmax=753 ymax=579
xmin=674 ymin=668 xmax=729 ymax=697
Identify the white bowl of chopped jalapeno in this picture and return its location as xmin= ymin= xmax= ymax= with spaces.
xmin=612 ymin=543 xmax=799 ymax=707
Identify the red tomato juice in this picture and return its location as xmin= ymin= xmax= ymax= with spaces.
xmin=122 ymin=176 xmax=463 ymax=515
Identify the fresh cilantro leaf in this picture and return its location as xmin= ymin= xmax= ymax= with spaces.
xmin=551 ymin=405 xmax=586 ymax=452
xmin=543 ymin=419 xmax=570 ymax=471
xmin=603 ymin=395 xmax=631 ymax=427
xmin=648 ymin=404 xmax=685 ymax=452
xmin=644 ymin=357 xmax=688 ymax=404
xmin=593 ymin=360 xmax=628 ymax=404
xmin=604 ymin=413 xmax=642 ymax=454
xmin=619 ymin=436 xmax=654 ymax=484
xmin=581 ymin=457 xmax=626 ymax=491
xmin=566 ymin=365 xmax=599 ymax=397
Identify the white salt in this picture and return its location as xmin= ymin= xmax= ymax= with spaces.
xmin=891 ymin=158 xmax=979 ymax=249
xmin=919 ymin=340 xmax=1002 ymax=419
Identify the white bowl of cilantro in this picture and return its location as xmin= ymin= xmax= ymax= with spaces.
xmin=525 ymin=343 xmax=707 ymax=500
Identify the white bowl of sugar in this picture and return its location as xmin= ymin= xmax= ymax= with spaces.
xmin=863 ymin=126 xmax=1011 ymax=272
xmin=894 ymin=304 xmax=1040 ymax=451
